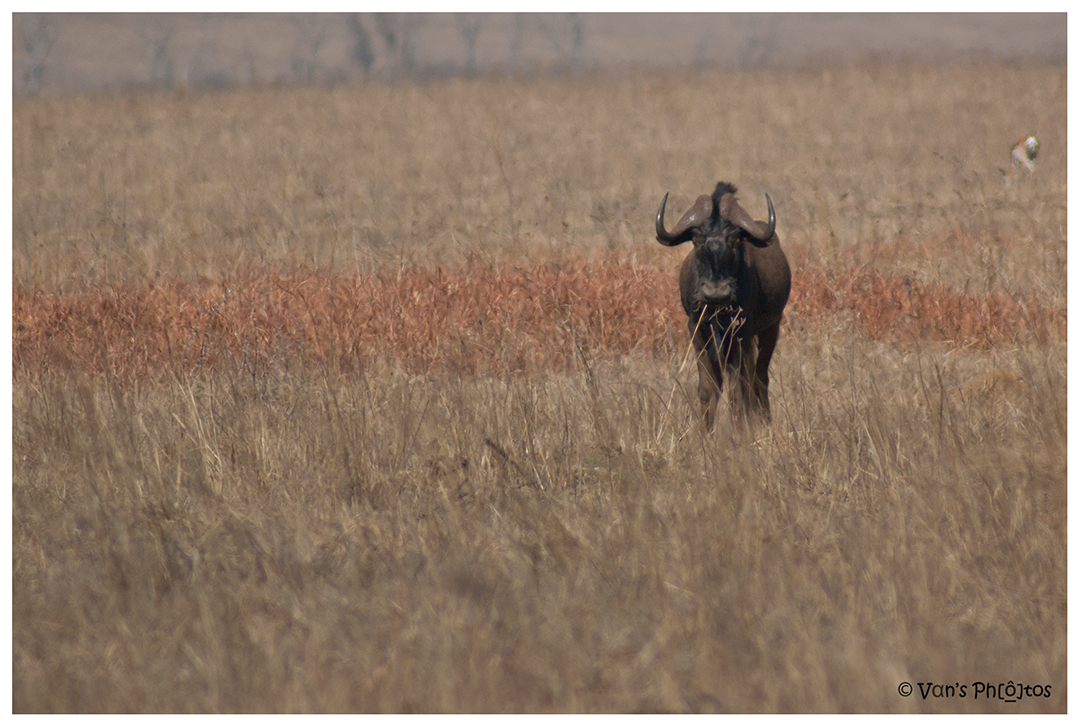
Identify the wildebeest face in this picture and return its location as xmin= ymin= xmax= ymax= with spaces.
xmin=690 ymin=226 xmax=741 ymax=312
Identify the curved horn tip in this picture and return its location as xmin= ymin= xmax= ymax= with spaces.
xmin=655 ymin=192 xmax=676 ymax=244
xmin=763 ymin=193 xmax=776 ymax=240
xmin=655 ymin=192 xmax=669 ymax=227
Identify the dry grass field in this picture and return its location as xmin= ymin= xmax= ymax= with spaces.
xmin=12 ymin=61 xmax=1066 ymax=712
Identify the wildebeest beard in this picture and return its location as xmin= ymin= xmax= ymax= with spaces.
xmin=698 ymin=303 xmax=744 ymax=343
xmin=692 ymin=301 xmax=746 ymax=369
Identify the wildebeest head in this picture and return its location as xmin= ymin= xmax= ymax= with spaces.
xmin=655 ymin=182 xmax=776 ymax=313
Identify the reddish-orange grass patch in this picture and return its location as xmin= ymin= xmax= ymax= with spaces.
xmin=13 ymin=256 xmax=1065 ymax=383
xmin=789 ymin=269 xmax=1065 ymax=349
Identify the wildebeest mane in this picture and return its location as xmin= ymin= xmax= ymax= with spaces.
xmin=712 ymin=181 xmax=738 ymax=206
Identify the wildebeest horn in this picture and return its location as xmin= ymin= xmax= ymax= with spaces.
xmin=656 ymin=193 xmax=713 ymax=246
xmin=719 ymin=192 xmax=776 ymax=242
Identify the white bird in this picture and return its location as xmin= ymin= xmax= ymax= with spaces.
xmin=1004 ymin=135 xmax=1039 ymax=187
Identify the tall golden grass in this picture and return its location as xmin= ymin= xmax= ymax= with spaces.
xmin=12 ymin=61 xmax=1067 ymax=712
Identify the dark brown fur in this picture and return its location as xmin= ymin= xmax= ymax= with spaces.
xmin=656 ymin=182 xmax=791 ymax=429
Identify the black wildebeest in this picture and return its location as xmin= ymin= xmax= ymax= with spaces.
xmin=655 ymin=182 xmax=791 ymax=430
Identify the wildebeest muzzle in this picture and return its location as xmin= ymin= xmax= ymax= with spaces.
xmin=693 ymin=278 xmax=739 ymax=321
xmin=697 ymin=278 xmax=735 ymax=305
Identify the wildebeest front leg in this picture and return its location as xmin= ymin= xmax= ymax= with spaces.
xmin=691 ymin=318 xmax=722 ymax=431
xmin=720 ymin=334 xmax=756 ymax=426
xmin=751 ymin=322 xmax=781 ymax=420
